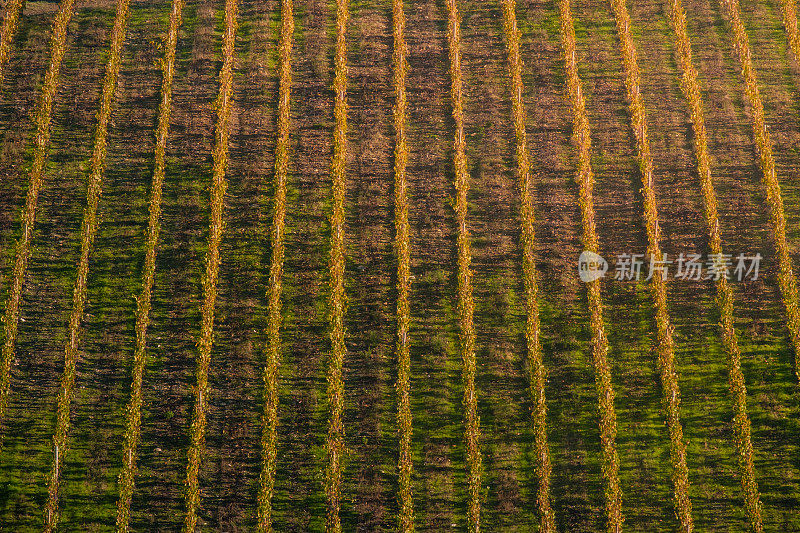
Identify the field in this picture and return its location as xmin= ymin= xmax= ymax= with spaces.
xmin=1 ymin=0 xmax=800 ymax=530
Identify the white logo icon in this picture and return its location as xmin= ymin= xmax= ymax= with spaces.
xmin=578 ymin=251 xmax=608 ymax=282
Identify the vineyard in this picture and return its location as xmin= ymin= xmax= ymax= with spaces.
xmin=2 ymin=0 xmax=800 ymax=530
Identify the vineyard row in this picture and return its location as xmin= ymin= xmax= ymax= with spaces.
xmin=182 ymin=0 xmax=238 ymax=530
xmin=324 ymin=0 xmax=349 ymax=529
xmin=721 ymin=0 xmax=800 ymax=381
xmin=501 ymin=0 xmax=555 ymax=530
xmin=445 ymin=0 xmax=482 ymax=530
xmin=0 ymin=0 xmax=24 ymax=83
xmin=608 ymin=0 xmax=694 ymax=528
xmin=0 ymin=0 xmax=79 ymax=440
xmin=667 ymin=0 xmax=763 ymax=528
xmin=0 ymin=0 xmax=797 ymax=530
xmin=392 ymin=0 xmax=414 ymax=527
xmin=116 ymin=0 xmax=186 ymax=530
xmin=557 ymin=0 xmax=624 ymax=530
xmin=256 ymin=0 xmax=293 ymax=529
xmin=44 ymin=0 xmax=133 ymax=529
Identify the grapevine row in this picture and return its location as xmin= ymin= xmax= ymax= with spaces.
xmin=500 ymin=0 xmax=554 ymax=530
xmin=444 ymin=0 xmax=481 ymax=529
xmin=0 ymin=0 xmax=24 ymax=82
xmin=182 ymin=0 xmax=238 ymax=529
xmin=557 ymin=0 xmax=624 ymax=530
xmin=256 ymin=0 xmax=293 ymax=528
xmin=607 ymin=0 xmax=694 ymax=529
xmin=115 ymin=0 xmax=185 ymax=529
xmin=666 ymin=0 xmax=763 ymax=529
xmin=391 ymin=0 xmax=414 ymax=529
xmin=0 ymin=0 xmax=78 ymax=436
xmin=780 ymin=0 xmax=800 ymax=63
xmin=44 ymin=0 xmax=132 ymax=528
xmin=325 ymin=0 xmax=349 ymax=528
xmin=720 ymin=0 xmax=800 ymax=380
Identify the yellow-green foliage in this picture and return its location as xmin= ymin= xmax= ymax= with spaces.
xmin=780 ymin=0 xmax=800 ymax=63
xmin=720 ymin=0 xmax=800 ymax=380
xmin=392 ymin=0 xmax=414 ymax=530
xmin=44 ymin=0 xmax=132 ymax=529
xmin=0 ymin=0 xmax=25 ymax=82
xmin=557 ymin=1 xmax=624 ymax=531
xmin=116 ymin=0 xmax=185 ymax=530
xmin=667 ymin=0 xmax=763 ymax=529
xmin=183 ymin=0 xmax=238 ymax=529
xmin=608 ymin=0 xmax=694 ymax=529
xmin=325 ymin=0 xmax=348 ymax=530
xmin=0 ymin=0 xmax=78 ymax=440
xmin=444 ymin=0 xmax=481 ymax=529
xmin=500 ymin=1 xmax=554 ymax=530
xmin=257 ymin=0 xmax=293 ymax=530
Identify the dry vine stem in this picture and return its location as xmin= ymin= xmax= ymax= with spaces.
xmin=115 ymin=0 xmax=185 ymax=530
xmin=44 ymin=0 xmax=132 ymax=528
xmin=557 ymin=0 xmax=624 ymax=530
xmin=325 ymin=0 xmax=348 ymax=529
xmin=392 ymin=0 xmax=414 ymax=529
xmin=0 ymin=0 xmax=25 ymax=82
xmin=666 ymin=0 xmax=763 ymax=529
xmin=0 ymin=0 xmax=78 ymax=437
xmin=608 ymin=0 xmax=694 ymax=529
xmin=720 ymin=0 xmax=800 ymax=380
xmin=445 ymin=0 xmax=481 ymax=529
xmin=256 ymin=0 xmax=293 ymax=528
xmin=183 ymin=0 xmax=237 ymax=529
xmin=500 ymin=0 xmax=554 ymax=530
